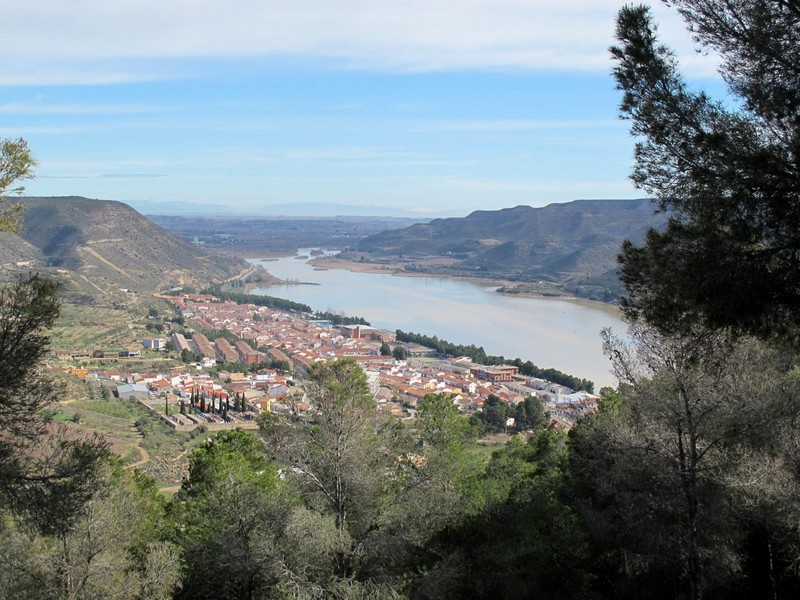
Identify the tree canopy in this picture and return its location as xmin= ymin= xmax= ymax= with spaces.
xmin=0 ymin=277 xmax=109 ymax=536
xmin=612 ymin=1 xmax=800 ymax=340
xmin=572 ymin=326 xmax=800 ymax=599
xmin=0 ymin=137 xmax=35 ymax=233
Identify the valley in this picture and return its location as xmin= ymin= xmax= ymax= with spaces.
xmin=150 ymin=199 xmax=667 ymax=303
xmin=5 ymin=196 xmax=625 ymax=493
xmin=147 ymin=213 xmax=428 ymax=257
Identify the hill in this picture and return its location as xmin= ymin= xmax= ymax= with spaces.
xmin=2 ymin=196 xmax=248 ymax=293
xmin=357 ymin=199 xmax=667 ymax=301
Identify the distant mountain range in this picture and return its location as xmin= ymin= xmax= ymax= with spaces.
xmin=0 ymin=196 xmax=667 ymax=304
xmin=1 ymin=196 xmax=248 ymax=293
xmin=126 ymin=199 xmax=460 ymax=218
xmin=357 ymin=199 xmax=667 ymax=302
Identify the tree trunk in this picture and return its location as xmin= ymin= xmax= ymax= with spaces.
xmin=678 ymin=385 xmax=702 ymax=600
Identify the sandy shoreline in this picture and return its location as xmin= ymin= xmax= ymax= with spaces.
xmin=308 ymin=256 xmax=404 ymax=275
xmin=304 ymin=256 xmax=587 ymax=300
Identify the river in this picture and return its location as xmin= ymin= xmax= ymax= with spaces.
xmin=250 ymin=252 xmax=627 ymax=389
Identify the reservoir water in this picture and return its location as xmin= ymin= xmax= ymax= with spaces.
xmin=251 ymin=252 xmax=627 ymax=389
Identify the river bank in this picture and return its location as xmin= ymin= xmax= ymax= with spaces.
xmin=306 ymin=255 xmax=582 ymax=301
xmin=249 ymin=253 xmax=625 ymax=389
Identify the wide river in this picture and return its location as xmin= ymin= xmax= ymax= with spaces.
xmin=251 ymin=252 xmax=627 ymax=389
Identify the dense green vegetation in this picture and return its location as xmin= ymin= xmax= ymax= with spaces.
xmin=195 ymin=287 xmax=372 ymax=324
xmin=470 ymin=394 xmax=546 ymax=434
xmin=396 ymin=329 xmax=594 ymax=392
xmin=4 ymin=336 xmax=800 ymax=600
xmin=0 ymin=272 xmax=109 ymax=538
xmin=313 ymin=311 xmax=370 ymax=326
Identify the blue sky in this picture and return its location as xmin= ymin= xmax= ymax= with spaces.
xmin=0 ymin=1 xmax=722 ymax=217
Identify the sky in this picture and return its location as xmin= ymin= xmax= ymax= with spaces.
xmin=0 ymin=1 xmax=724 ymax=217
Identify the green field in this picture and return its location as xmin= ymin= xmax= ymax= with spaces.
xmin=72 ymin=398 xmax=139 ymax=419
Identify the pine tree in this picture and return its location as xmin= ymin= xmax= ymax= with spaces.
xmin=514 ymin=403 xmax=527 ymax=431
xmin=0 ymin=274 xmax=108 ymax=535
xmin=611 ymin=1 xmax=800 ymax=340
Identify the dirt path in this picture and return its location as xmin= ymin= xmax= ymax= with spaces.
xmin=126 ymin=444 xmax=150 ymax=469
xmin=81 ymin=246 xmax=128 ymax=275
xmin=159 ymin=485 xmax=181 ymax=497
xmin=225 ymin=264 xmax=258 ymax=283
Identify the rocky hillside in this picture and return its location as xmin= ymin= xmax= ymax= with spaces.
xmin=2 ymin=196 xmax=248 ymax=292
xmin=358 ymin=199 xmax=667 ymax=301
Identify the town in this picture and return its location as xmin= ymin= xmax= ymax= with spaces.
xmin=64 ymin=292 xmax=600 ymax=435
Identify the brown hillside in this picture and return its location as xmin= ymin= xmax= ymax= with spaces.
xmin=15 ymin=196 xmax=247 ymax=292
xmin=357 ymin=199 xmax=668 ymax=301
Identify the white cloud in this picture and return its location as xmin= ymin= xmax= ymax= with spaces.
xmin=40 ymin=173 xmax=168 ymax=179
xmin=1 ymin=125 xmax=105 ymax=135
xmin=436 ymin=176 xmax=638 ymax=195
xmin=0 ymin=102 xmax=158 ymax=115
xmin=0 ymin=1 xmax=716 ymax=84
xmin=423 ymin=118 xmax=620 ymax=132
